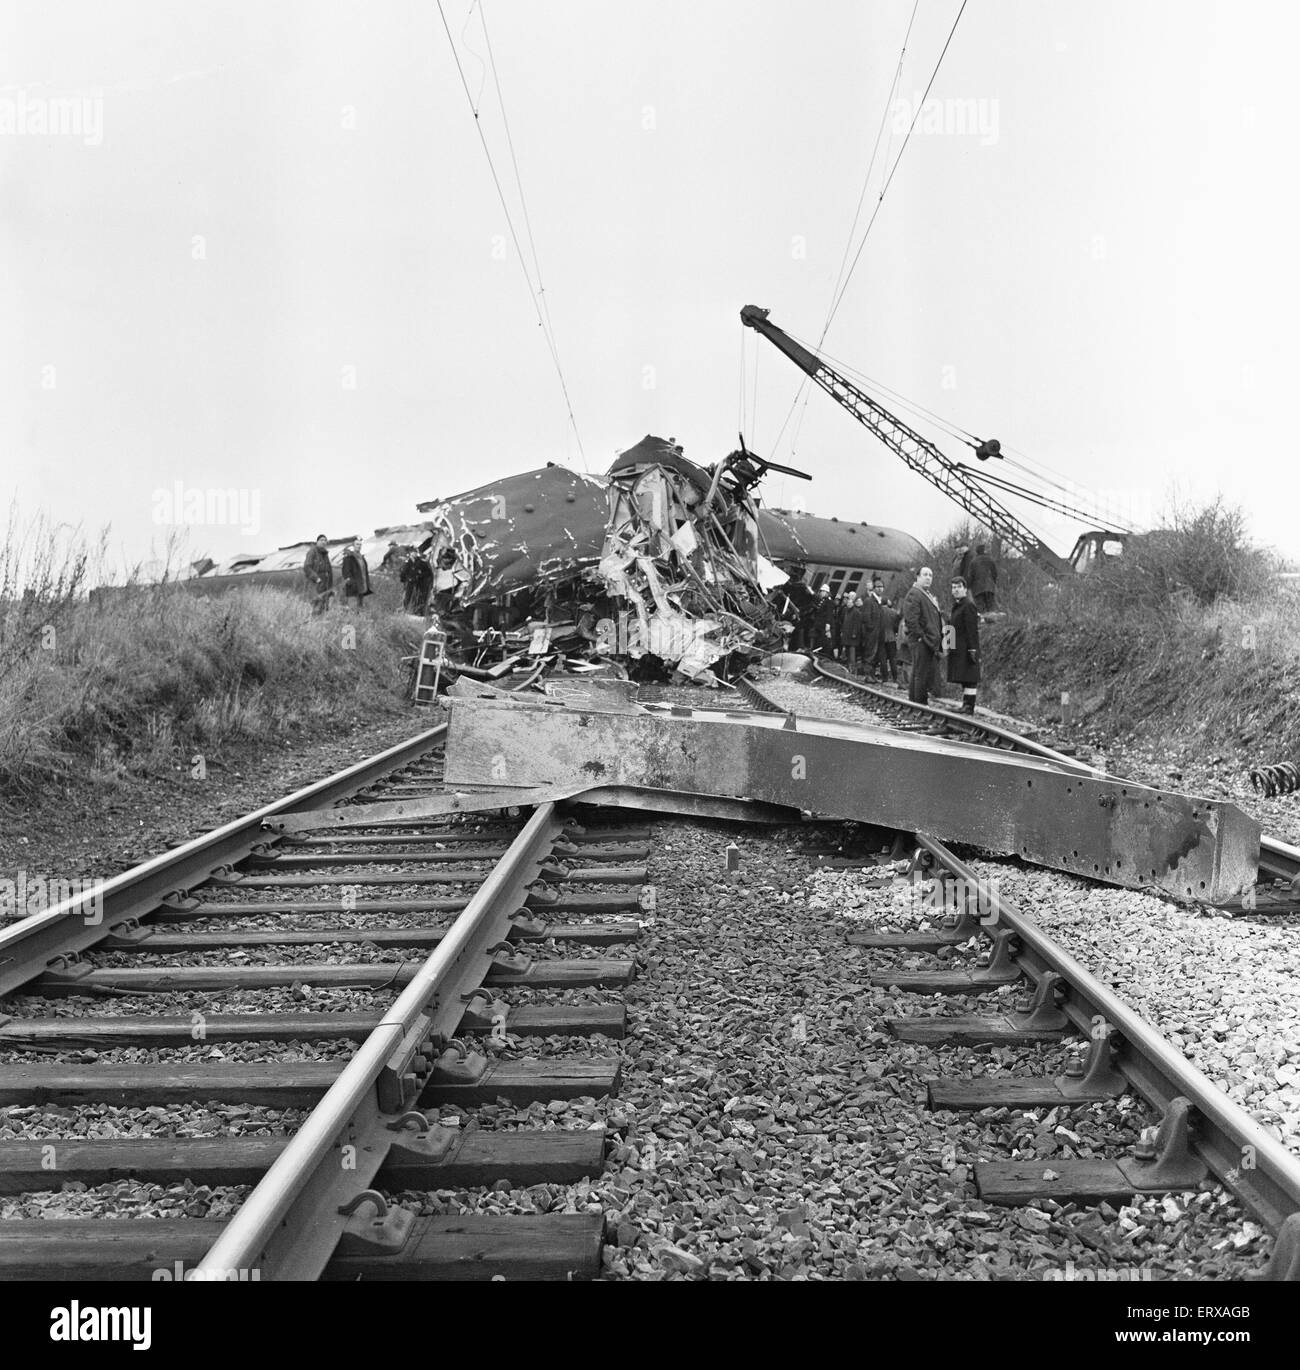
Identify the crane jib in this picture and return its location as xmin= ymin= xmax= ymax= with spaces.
xmin=740 ymin=304 xmax=1073 ymax=577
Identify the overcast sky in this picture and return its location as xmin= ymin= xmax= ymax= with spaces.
xmin=3 ymin=0 xmax=1297 ymax=579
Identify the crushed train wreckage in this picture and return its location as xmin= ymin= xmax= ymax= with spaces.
xmin=170 ymin=432 xmax=931 ymax=687
xmin=415 ymin=436 xmax=805 ymax=680
xmin=413 ymin=435 xmax=924 ymax=683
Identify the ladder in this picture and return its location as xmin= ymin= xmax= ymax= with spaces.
xmin=412 ymin=627 xmax=448 ymax=704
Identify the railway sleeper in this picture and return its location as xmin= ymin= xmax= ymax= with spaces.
xmin=975 ymin=1097 xmax=1209 ymax=1204
xmin=0 ymin=1213 xmax=603 ymax=1281
xmin=32 ymin=956 xmax=636 ymax=995
xmin=0 ymin=1056 xmax=621 ymax=1107
xmin=96 ymin=918 xmax=640 ymax=953
xmin=927 ymin=1031 xmax=1129 ymax=1111
xmin=0 ymin=1002 xmax=628 ymax=1048
xmin=0 ymin=1126 xmax=606 ymax=1194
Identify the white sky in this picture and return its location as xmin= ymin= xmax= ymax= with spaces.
xmin=3 ymin=0 xmax=1297 ymax=578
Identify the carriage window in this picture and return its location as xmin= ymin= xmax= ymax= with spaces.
xmin=828 ymin=571 xmax=846 ymax=594
xmin=846 ymin=572 xmax=864 ymax=592
xmin=811 ymin=572 xmax=827 ymax=590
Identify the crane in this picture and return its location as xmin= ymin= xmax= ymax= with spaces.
xmin=741 ymin=305 xmax=1095 ymax=576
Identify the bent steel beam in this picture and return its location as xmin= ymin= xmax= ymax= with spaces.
xmin=442 ymin=698 xmax=1259 ymax=902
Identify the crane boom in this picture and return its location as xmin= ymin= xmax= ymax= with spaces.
xmin=740 ymin=305 xmax=1071 ymax=575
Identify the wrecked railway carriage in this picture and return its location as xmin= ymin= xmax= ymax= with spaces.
xmin=415 ymin=436 xmax=931 ymax=678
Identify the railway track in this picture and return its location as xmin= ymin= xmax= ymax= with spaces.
xmin=4 ymin=666 xmax=1297 ymax=1285
xmin=0 ymin=704 xmax=647 ymax=1280
xmin=739 ymin=661 xmax=1300 ymax=901
xmin=735 ymin=667 xmax=1300 ymax=1277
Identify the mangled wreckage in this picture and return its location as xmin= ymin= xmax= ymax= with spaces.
xmin=416 ymin=435 xmax=900 ymax=682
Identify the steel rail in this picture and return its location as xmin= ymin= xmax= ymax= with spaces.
xmin=914 ymin=834 xmax=1300 ymax=1234
xmin=192 ymin=801 xmax=562 ymax=1280
xmin=0 ymin=722 xmax=455 ymax=998
xmin=0 ymin=660 xmax=553 ymax=999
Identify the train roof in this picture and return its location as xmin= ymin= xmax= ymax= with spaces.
xmin=756 ymin=508 xmax=930 ymax=571
xmin=416 ymin=465 xmax=609 ymax=599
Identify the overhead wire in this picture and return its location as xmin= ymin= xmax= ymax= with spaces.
xmin=777 ymin=0 xmax=922 ymax=460
xmin=824 ymin=0 xmax=970 ymax=328
xmin=437 ymin=0 xmax=589 ymax=470
xmin=765 ymin=0 xmax=970 ymax=463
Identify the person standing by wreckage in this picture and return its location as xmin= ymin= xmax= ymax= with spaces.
xmin=809 ymin=585 xmax=837 ymax=658
xmin=340 ymin=540 xmax=372 ymax=611
xmin=968 ymin=543 xmax=999 ymax=612
xmin=841 ymin=595 xmax=865 ymax=674
xmin=431 ymin=549 xmax=459 ymax=617
xmin=773 ymin=566 xmax=814 ymax=652
xmin=947 ymin=576 xmax=980 ymax=713
xmin=868 ymin=578 xmax=896 ymax=682
xmin=399 ymin=551 xmax=433 ymax=614
xmin=303 ymin=534 xmax=334 ymax=615
xmin=902 ymin=566 xmax=944 ymax=705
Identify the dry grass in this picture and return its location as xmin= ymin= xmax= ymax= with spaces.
xmin=0 ymin=514 xmax=420 ymax=795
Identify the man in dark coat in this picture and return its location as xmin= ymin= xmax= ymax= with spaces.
xmin=901 ymin=566 xmax=944 ymax=704
xmin=399 ymin=551 xmax=433 ymax=614
xmin=968 ymin=544 xmax=998 ymax=612
xmin=865 ymin=577 xmax=893 ymax=681
xmin=777 ymin=568 xmax=814 ymax=652
xmin=841 ymin=595 xmax=865 ymax=674
xmin=808 ymin=585 xmax=837 ymax=658
xmin=340 ymin=540 xmax=372 ymax=611
xmin=303 ymin=534 xmax=333 ymax=615
xmin=946 ymin=576 xmax=981 ymax=712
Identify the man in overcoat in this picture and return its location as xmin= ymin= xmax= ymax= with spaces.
xmin=946 ymin=576 xmax=981 ymax=712
xmin=901 ymin=566 xmax=944 ymax=704
xmin=303 ymin=534 xmax=334 ymax=615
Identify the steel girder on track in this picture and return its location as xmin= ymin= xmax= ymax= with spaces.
xmin=440 ymin=697 xmax=1259 ymax=903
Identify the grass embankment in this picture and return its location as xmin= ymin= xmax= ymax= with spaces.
xmin=0 ymin=579 xmax=420 ymax=797
xmin=928 ymin=504 xmax=1299 ymax=760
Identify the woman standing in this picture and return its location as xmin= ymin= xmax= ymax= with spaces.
xmin=947 ymin=576 xmax=980 ymax=713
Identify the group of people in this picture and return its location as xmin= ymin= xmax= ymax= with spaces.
xmin=772 ymin=548 xmax=997 ymax=715
xmin=772 ymin=572 xmax=901 ymax=683
xmin=302 ymin=534 xmax=372 ymax=615
xmin=900 ymin=565 xmax=981 ymax=713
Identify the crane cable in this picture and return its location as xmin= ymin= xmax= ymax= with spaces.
xmin=767 ymin=0 xmax=921 ymax=464
xmin=437 ymin=0 xmax=589 ymax=470
xmin=782 ymin=326 xmax=1141 ymax=532
xmin=825 ymin=0 xmax=971 ymax=326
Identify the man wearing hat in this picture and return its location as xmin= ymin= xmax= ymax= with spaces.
xmin=809 ymin=584 xmax=837 ymax=658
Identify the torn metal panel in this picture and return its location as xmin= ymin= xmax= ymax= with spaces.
xmin=442 ymin=697 xmax=1260 ymax=902
xmin=599 ymin=436 xmax=785 ymax=678
xmin=416 ymin=466 xmax=608 ymax=604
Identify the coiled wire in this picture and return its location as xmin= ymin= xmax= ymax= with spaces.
xmin=1249 ymin=762 xmax=1300 ymax=798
